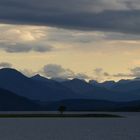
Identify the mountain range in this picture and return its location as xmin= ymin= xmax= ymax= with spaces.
xmin=0 ymin=88 xmax=42 ymax=111
xmin=0 ymin=68 xmax=140 ymax=111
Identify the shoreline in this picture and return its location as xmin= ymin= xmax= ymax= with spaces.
xmin=0 ymin=113 xmax=122 ymax=118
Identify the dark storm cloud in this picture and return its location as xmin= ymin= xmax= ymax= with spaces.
xmin=0 ymin=0 xmax=140 ymax=34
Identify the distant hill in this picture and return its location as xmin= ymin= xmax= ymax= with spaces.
xmin=0 ymin=68 xmax=81 ymax=102
xmin=111 ymin=79 xmax=140 ymax=92
xmin=89 ymin=78 xmax=140 ymax=92
xmin=0 ymin=68 xmax=140 ymax=105
xmin=62 ymin=78 xmax=94 ymax=94
xmin=0 ymin=88 xmax=41 ymax=111
xmin=0 ymin=68 xmax=140 ymax=111
xmin=45 ymin=99 xmax=140 ymax=111
xmin=62 ymin=78 xmax=140 ymax=101
xmin=89 ymin=80 xmax=116 ymax=89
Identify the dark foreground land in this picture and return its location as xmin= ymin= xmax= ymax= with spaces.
xmin=0 ymin=113 xmax=122 ymax=118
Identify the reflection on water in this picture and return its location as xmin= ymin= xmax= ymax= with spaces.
xmin=0 ymin=112 xmax=139 ymax=140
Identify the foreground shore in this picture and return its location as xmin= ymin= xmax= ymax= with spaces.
xmin=0 ymin=113 xmax=122 ymax=118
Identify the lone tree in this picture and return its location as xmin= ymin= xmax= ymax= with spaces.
xmin=58 ymin=105 xmax=66 ymax=115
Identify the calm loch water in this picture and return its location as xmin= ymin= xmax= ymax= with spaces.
xmin=0 ymin=112 xmax=139 ymax=140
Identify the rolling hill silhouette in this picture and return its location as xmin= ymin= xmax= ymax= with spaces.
xmin=0 ymin=88 xmax=41 ymax=111
xmin=61 ymin=78 xmax=140 ymax=101
xmin=45 ymin=99 xmax=140 ymax=111
xmin=0 ymin=68 xmax=81 ymax=102
xmin=0 ymin=68 xmax=140 ymax=111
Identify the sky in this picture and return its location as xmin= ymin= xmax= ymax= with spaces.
xmin=0 ymin=0 xmax=140 ymax=81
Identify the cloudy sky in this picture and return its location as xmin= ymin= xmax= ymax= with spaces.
xmin=0 ymin=0 xmax=140 ymax=81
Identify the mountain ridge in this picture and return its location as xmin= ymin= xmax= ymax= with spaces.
xmin=1 ymin=68 xmax=140 ymax=102
xmin=0 ymin=68 xmax=140 ymax=111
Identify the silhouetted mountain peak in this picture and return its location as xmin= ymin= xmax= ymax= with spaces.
xmin=89 ymin=80 xmax=99 ymax=86
xmin=71 ymin=78 xmax=86 ymax=83
xmin=100 ymin=80 xmax=116 ymax=88
xmin=117 ymin=79 xmax=131 ymax=84
xmin=0 ymin=68 xmax=21 ymax=74
xmin=32 ymin=74 xmax=41 ymax=78
xmin=89 ymin=80 xmax=98 ymax=83
xmin=0 ymin=68 xmax=27 ymax=79
xmin=31 ymin=74 xmax=49 ymax=81
xmin=1 ymin=68 xmax=140 ymax=103
xmin=62 ymin=78 xmax=94 ymax=94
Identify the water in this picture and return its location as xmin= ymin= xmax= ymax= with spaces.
xmin=0 ymin=112 xmax=139 ymax=140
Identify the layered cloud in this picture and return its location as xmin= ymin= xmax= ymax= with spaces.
xmin=1 ymin=23 xmax=140 ymax=53
xmin=113 ymin=67 xmax=140 ymax=78
xmin=42 ymin=64 xmax=89 ymax=79
xmin=95 ymin=66 xmax=140 ymax=80
xmin=93 ymin=68 xmax=111 ymax=81
xmin=0 ymin=0 xmax=140 ymax=81
xmin=0 ymin=43 xmax=53 ymax=53
xmin=0 ymin=24 xmax=53 ymax=53
xmin=20 ymin=65 xmax=140 ymax=81
xmin=0 ymin=0 xmax=140 ymax=34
